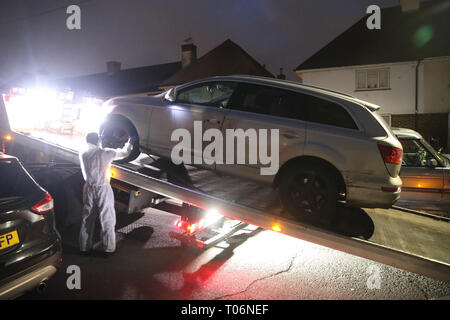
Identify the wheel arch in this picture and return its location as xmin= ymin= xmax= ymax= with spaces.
xmin=274 ymin=155 xmax=347 ymax=197
xmin=100 ymin=113 xmax=140 ymax=141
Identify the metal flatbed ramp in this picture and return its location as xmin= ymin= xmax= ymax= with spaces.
xmin=6 ymin=130 xmax=450 ymax=283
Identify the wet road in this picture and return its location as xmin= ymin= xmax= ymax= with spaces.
xmin=21 ymin=208 xmax=450 ymax=300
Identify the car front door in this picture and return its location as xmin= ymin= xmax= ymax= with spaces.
xmin=398 ymin=138 xmax=444 ymax=203
xmin=153 ymin=81 xmax=237 ymax=168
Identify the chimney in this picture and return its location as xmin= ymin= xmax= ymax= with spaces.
xmin=400 ymin=0 xmax=420 ymax=12
xmin=277 ymin=68 xmax=286 ymax=80
xmin=181 ymin=43 xmax=197 ymax=68
xmin=106 ymin=61 xmax=121 ymax=75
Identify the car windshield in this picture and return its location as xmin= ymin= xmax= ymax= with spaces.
xmin=420 ymin=138 xmax=449 ymax=167
xmin=0 ymin=159 xmax=40 ymax=203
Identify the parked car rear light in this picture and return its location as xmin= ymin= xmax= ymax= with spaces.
xmin=32 ymin=193 xmax=54 ymax=214
xmin=377 ymin=144 xmax=403 ymax=164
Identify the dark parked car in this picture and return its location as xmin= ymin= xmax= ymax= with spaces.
xmin=0 ymin=153 xmax=61 ymax=299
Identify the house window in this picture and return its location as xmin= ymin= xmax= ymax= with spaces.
xmin=356 ymin=69 xmax=390 ymax=90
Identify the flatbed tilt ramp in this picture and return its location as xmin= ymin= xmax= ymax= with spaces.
xmin=1 ymin=99 xmax=449 ymax=284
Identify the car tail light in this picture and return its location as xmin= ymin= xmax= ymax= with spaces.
xmin=381 ymin=186 xmax=401 ymax=193
xmin=32 ymin=193 xmax=54 ymax=214
xmin=378 ymin=144 xmax=403 ymax=164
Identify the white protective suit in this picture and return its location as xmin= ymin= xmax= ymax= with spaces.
xmin=79 ymin=141 xmax=132 ymax=253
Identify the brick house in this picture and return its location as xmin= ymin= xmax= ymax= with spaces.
xmin=294 ymin=0 xmax=450 ymax=150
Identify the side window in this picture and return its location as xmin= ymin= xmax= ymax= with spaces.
xmin=305 ymin=94 xmax=358 ymax=130
xmin=229 ymin=83 xmax=308 ymax=121
xmin=399 ymin=139 xmax=435 ymax=167
xmin=176 ymin=82 xmax=237 ymax=108
xmin=229 ymin=83 xmax=357 ymax=130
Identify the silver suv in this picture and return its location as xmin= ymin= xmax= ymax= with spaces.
xmin=100 ymin=75 xmax=403 ymax=221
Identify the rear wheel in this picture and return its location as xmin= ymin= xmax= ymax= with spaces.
xmin=99 ymin=117 xmax=140 ymax=163
xmin=279 ymin=163 xmax=338 ymax=223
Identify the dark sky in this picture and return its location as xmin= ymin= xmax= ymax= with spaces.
xmin=0 ymin=0 xmax=400 ymax=86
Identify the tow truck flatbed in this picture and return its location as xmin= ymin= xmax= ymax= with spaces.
xmin=2 ymin=127 xmax=449 ymax=283
xmin=1 ymin=99 xmax=449 ymax=284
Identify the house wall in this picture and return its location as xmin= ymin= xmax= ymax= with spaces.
xmin=422 ymin=57 xmax=450 ymax=114
xmin=297 ymin=61 xmax=418 ymax=115
xmin=297 ymin=58 xmax=450 ymax=149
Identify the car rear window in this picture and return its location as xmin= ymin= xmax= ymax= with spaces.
xmin=0 ymin=159 xmax=40 ymax=204
xmin=305 ymin=95 xmax=358 ymax=130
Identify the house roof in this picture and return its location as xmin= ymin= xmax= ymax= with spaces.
xmin=295 ymin=0 xmax=450 ymax=71
xmin=55 ymin=61 xmax=181 ymax=97
xmin=160 ymin=39 xmax=274 ymax=87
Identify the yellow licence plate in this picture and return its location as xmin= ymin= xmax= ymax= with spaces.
xmin=0 ymin=230 xmax=20 ymax=250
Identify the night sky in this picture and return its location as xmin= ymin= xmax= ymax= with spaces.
xmin=0 ymin=0 xmax=400 ymax=87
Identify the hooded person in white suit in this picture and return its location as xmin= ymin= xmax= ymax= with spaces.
xmin=79 ymin=132 xmax=133 ymax=257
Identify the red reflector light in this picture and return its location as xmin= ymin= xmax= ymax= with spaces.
xmin=32 ymin=193 xmax=54 ymax=214
xmin=381 ymin=186 xmax=401 ymax=193
xmin=378 ymin=144 xmax=403 ymax=164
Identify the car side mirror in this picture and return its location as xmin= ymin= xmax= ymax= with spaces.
xmin=426 ymin=158 xmax=438 ymax=168
xmin=164 ymin=88 xmax=176 ymax=102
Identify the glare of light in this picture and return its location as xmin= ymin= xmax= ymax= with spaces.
xmin=204 ymin=209 xmax=223 ymax=226
xmin=417 ymin=184 xmax=422 ymax=188
xmin=5 ymin=87 xmax=61 ymax=130
xmin=175 ymin=220 xmax=183 ymax=229
xmin=413 ymin=25 xmax=434 ymax=47
xmin=169 ymin=105 xmax=183 ymax=111
xmin=77 ymin=98 xmax=107 ymax=134
xmin=106 ymin=167 xmax=117 ymax=181
xmin=272 ymin=224 xmax=282 ymax=233
xmin=4 ymin=135 xmax=12 ymax=141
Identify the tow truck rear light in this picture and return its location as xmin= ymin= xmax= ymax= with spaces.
xmin=32 ymin=193 xmax=54 ymax=214
xmin=377 ymin=144 xmax=403 ymax=164
xmin=174 ymin=218 xmax=206 ymax=234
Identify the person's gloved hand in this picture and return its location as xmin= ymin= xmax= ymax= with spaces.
xmin=128 ymin=136 xmax=138 ymax=144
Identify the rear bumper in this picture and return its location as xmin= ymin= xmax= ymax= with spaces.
xmin=346 ymin=175 xmax=402 ymax=208
xmin=0 ymin=239 xmax=61 ymax=300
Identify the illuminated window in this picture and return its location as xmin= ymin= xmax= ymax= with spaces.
xmin=355 ymin=69 xmax=390 ymax=90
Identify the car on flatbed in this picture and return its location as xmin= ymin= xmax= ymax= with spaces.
xmin=99 ymin=75 xmax=403 ymax=221
xmin=0 ymin=153 xmax=61 ymax=299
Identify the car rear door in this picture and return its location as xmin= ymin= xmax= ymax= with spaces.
xmin=219 ymin=82 xmax=307 ymax=181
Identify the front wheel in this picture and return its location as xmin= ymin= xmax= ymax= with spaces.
xmin=99 ymin=118 xmax=140 ymax=163
xmin=279 ymin=163 xmax=338 ymax=223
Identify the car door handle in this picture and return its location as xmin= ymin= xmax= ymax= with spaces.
xmin=280 ymin=130 xmax=301 ymax=138
xmin=203 ymin=118 xmax=221 ymax=124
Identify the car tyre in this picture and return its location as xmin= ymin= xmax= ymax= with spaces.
xmin=279 ymin=162 xmax=338 ymax=223
xmin=99 ymin=118 xmax=140 ymax=163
